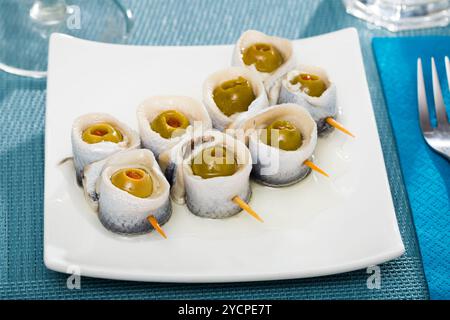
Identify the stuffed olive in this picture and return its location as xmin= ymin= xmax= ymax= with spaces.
xmin=111 ymin=168 xmax=154 ymax=198
xmin=212 ymin=77 xmax=256 ymax=117
xmin=82 ymin=123 xmax=124 ymax=144
xmin=263 ymin=119 xmax=303 ymax=151
xmin=150 ymin=110 xmax=190 ymax=139
xmin=242 ymin=43 xmax=284 ymax=73
xmin=290 ymin=73 xmax=327 ymax=98
xmin=191 ymin=146 xmax=238 ymax=179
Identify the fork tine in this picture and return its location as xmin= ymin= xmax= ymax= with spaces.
xmin=431 ymin=57 xmax=449 ymax=127
xmin=445 ymin=56 xmax=450 ymax=91
xmin=417 ymin=58 xmax=432 ymax=132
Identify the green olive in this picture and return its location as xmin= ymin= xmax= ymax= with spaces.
xmin=213 ymin=77 xmax=256 ymax=117
xmin=242 ymin=43 xmax=284 ymax=73
xmin=191 ymin=146 xmax=238 ymax=179
xmin=150 ymin=110 xmax=190 ymax=139
xmin=262 ymin=120 xmax=302 ymax=151
xmin=110 ymin=168 xmax=153 ymax=198
xmin=82 ymin=123 xmax=123 ymax=144
xmin=290 ymin=73 xmax=326 ymax=97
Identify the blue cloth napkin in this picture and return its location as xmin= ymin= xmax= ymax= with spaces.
xmin=373 ymin=37 xmax=450 ymax=300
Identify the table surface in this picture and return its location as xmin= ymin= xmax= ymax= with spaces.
xmin=1 ymin=0 xmax=448 ymax=299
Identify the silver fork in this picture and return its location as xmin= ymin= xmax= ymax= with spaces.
xmin=417 ymin=57 xmax=450 ymax=161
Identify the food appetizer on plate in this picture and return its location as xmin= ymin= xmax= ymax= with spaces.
xmin=203 ymin=67 xmax=269 ymax=131
xmin=71 ymin=113 xmax=140 ymax=185
xmin=231 ymin=104 xmax=327 ymax=187
xmin=137 ymin=95 xmax=212 ymax=158
xmin=159 ymin=130 xmax=263 ymax=221
xmin=67 ymin=29 xmax=354 ymax=239
xmin=93 ymin=149 xmax=171 ymax=237
xmin=278 ymin=65 xmax=354 ymax=137
xmin=232 ymin=30 xmax=296 ymax=105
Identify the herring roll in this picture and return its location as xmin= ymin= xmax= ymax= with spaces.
xmin=278 ymin=65 xmax=337 ymax=136
xmin=71 ymin=113 xmax=140 ymax=185
xmin=203 ymin=67 xmax=269 ymax=131
xmin=233 ymin=104 xmax=317 ymax=187
xmin=159 ymin=130 xmax=252 ymax=219
xmin=96 ymin=149 xmax=172 ymax=235
xmin=157 ymin=132 xmax=215 ymax=204
xmin=232 ymin=30 xmax=296 ymax=105
xmin=137 ymin=96 xmax=212 ymax=158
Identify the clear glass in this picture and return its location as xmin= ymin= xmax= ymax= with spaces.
xmin=344 ymin=0 xmax=450 ymax=32
xmin=0 ymin=0 xmax=133 ymax=78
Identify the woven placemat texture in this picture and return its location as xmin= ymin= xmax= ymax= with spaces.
xmin=2 ymin=0 xmax=447 ymax=299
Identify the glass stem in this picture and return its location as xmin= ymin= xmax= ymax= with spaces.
xmin=29 ymin=0 xmax=67 ymax=26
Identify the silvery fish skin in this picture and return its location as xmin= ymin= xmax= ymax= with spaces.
xmin=71 ymin=113 xmax=140 ymax=185
xmin=203 ymin=67 xmax=269 ymax=131
xmin=159 ymin=130 xmax=252 ymax=219
xmin=137 ymin=96 xmax=212 ymax=158
xmin=232 ymin=104 xmax=318 ymax=187
xmin=96 ymin=149 xmax=172 ymax=235
xmin=82 ymin=157 xmax=108 ymax=210
xmin=232 ymin=30 xmax=297 ymax=105
xmin=278 ymin=65 xmax=337 ymax=136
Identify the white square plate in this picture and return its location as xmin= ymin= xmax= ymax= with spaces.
xmin=44 ymin=28 xmax=404 ymax=283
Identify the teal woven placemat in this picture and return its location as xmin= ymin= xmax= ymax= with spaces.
xmin=1 ymin=0 xmax=447 ymax=299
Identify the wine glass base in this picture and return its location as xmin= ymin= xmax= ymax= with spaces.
xmin=0 ymin=0 xmax=132 ymax=77
xmin=344 ymin=0 xmax=450 ymax=32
